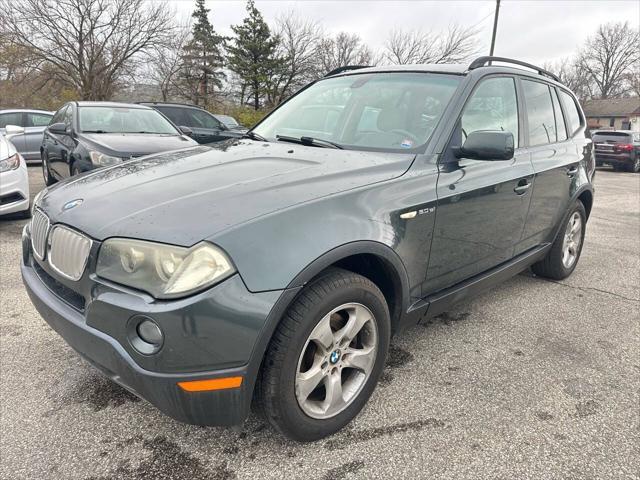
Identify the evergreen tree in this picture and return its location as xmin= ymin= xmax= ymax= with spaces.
xmin=227 ymin=0 xmax=284 ymax=110
xmin=180 ymin=0 xmax=225 ymax=106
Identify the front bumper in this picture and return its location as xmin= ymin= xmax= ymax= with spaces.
xmin=21 ymin=225 xmax=290 ymax=426
xmin=0 ymin=160 xmax=30 ymax=215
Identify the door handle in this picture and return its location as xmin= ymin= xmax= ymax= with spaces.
xmin=514 ymin=180 xmax=531 ymax=195
xmin=567 ymin=166 xmax=578 ymax=176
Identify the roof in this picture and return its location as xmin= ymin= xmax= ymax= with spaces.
xmin=339 ymin=64 xmax=469 ymax=76
xmin=138 ymin=102 xmax=204 ymax=110
xmin=582 ymin=98 xmax=640 ymax=117
xmin=74 ymin=101 xmax=151 ymax=109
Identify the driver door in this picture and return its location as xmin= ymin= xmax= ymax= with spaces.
xmin=423 ymin=76 xmax=534 ymax=295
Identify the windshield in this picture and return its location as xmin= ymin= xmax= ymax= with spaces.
xmin=79 ymin=107 xmax=179 ymax=134
xmin=253 ymin=73 xmax=461 ymax=152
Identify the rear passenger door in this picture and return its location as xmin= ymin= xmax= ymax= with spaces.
xmin=517 ymin=80 xmax=580 ymax=253
xmin=424 ymin=76 xmax=534 ymax=294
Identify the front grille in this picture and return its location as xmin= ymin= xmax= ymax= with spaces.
xmin=48 ymin=225 xmax=92 ymax=281
xmin=31 ymin=208 xmax=50 ymax=260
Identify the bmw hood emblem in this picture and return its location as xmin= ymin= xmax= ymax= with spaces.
xmin=63 ymin=199 xmax=84 ymax=211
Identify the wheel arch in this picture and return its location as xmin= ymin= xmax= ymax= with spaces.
xmin=286 ymin=241 xmax=410 ymax=333
xmin=577 ymin=188 xmax=593 ymax=219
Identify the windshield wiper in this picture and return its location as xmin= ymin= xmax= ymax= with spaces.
xmin=276 ymin=135 xmax=343 ymax=149
xmin=82 ymin=130 xmax=107 ymax=133
xmin=242 ymin=131 xmax=268 ymax=141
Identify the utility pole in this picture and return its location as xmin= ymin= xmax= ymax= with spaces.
xmin=489 ymin=0 xmax=501 ymax=56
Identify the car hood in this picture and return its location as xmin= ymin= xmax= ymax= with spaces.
xmin=39 ymin=140 xmax=414 ymax=245
xmin=81 ymin=132 xmax=197 ymax=157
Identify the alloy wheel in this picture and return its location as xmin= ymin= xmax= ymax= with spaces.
xmin=295 ymin=303 xmax=378 ymax=419
xmin=562 ymin=212 xmax=582 ymax=268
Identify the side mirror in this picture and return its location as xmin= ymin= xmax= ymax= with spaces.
xmin=4 ymin=124 xmax=25 ymax=138
xmin=454 ymin=130 xmax=514 ymax=161
xmin=179 ymin=126 xmax=193 ymax=136
xmin=49 ymin=122 xmax=68 ymax=134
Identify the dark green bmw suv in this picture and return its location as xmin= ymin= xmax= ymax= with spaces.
xmin=22 ymin=57 xmax=594 ymax=441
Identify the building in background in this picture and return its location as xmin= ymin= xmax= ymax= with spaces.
xmin=582 ymin=98 xmax=640 ymax=132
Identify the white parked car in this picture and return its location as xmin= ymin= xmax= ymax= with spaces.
xmin=0 ymin=126 xmax=30 ymax=218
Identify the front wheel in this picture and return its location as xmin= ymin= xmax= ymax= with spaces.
xmin=257 ymin=268 xmax=390 ymax=441
xmin=532 ymin=201 xmax=586 ymax=280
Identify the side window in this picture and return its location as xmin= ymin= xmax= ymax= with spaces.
xmin=461 ymin=77 xmax=519 ymax=147
xmin=0 ymin=112 xmax=24 ymax=128
xmin=27 ymin=113 xmax=53 ymax=127
xmin=186 ymin=109 xmax=221 ymax=129
xmin=522 ymin=79 xmax=556 ymax=146
xmin=558 ymin=89 xmax=582 ymax=136
xmin=550 ymin=88 xmax=567 ymax=141
xmin=155 ymin=107 xmax=184 ymax=125
xmin=63 ymin=106 xmax=73 ymax=127
xmin=50 ymin=106 xmax=66 ymax=124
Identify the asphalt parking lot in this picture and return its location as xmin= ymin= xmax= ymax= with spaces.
xmin=1 ymin=166 xmax=638 ymax=479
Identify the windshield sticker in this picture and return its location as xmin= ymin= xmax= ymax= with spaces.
xmin=400 ymin=139 xmax=413 ymax=148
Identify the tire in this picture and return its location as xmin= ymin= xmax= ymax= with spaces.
xmin=532 ymin=200 xmax=587 ymax=280
xmin=42 ymin=152 xmax=57 ymax=186
xmin=631 ymin=156 xmax=640 ymax=173
xmin=257 ymin=268 xmax=390 ymax=441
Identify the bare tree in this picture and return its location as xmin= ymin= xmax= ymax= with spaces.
xmin=147 ymin=23 xmax=192 ymax=102
xmin=266 ymin=12 xmax=323 ymax=106
xmin=0 ymin=0 xmax=175 ymax=100
xmin=544 ymin=58 xmax=594 ymax=101
xmin=316 ymin=32 xmax=376 ymax=75
xmin=383 ymin=25 xmax=478 ymax=65
xmin=577 ymin=22 xmax=640 ymax=99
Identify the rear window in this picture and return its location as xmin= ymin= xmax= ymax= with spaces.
xmin=592 ymin=132 xmax=632 ymax=142
xmin=558 ymin=90 xmax=582 ymax=135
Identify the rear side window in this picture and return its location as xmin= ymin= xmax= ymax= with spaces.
xmin=461 ymin=76 xmax=519 ymax=147
xmin=27 ymin=113 xmax=52 ymax=127
xmin=550 ymin=88 xmax=567 ymax=141
xmin=0 ymin=112 xmax=23 ymax=128
xmin=522 ymin=80 xmax=556 ymax=146
xmin=558 ymin=90 xmax=582 ymax=136
xmin=155 ymin=107 xmax=185 ymax=125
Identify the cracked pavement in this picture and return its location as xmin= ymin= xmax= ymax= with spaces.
xmin=1 ymin=166 xmax=638 ymax=479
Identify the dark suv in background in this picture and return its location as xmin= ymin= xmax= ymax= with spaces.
xmin=22 ymin=57 xmax=594 ymax=442
xmin=141 ymin=102 xmax=247 ymax=144
xmin=591 ymin=130 xmax=640 ymax=172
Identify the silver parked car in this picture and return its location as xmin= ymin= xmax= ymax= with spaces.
xmin=0 ymin=109 xmax=54 ymax=163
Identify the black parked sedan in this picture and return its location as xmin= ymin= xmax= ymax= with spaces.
xmin=140 ymin=103 xmax=247 ymax=144
xmin=41 ymin=102 xmax=198 ymax=185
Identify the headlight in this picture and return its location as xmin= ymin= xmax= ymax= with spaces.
xmin=89 ymin=151 xmax=123 ymax=167
xmin=96 ymin=239 xmax=235 ymax=299
xmin=0 ymin=153 xmax=21 ymax=173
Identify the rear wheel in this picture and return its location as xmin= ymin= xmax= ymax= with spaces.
xmin=630 ymin=156 xmax=640 ymax=173
xmin=532 ymin=201 xmax=586 ymax=280
xmin=257 ymin=268 xmax=390 ymax=441
xmin=42 ymin=152 xmax=56 ymax=186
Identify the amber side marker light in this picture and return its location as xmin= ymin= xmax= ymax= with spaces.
xmin=178 ymin=376 xmax=243 ymax=392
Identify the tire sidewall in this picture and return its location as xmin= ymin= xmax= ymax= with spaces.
xmin=557 ymin=201 xmax=587 ymax=277
xmin=274 ymin=280 xmax=390 ymax=441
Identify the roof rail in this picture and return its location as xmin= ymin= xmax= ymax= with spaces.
xmin=468 ymin=56 xmax=560 ymax=83
xmin=324 ymin=65 xmax=370 ymax=77
xmin=135 ymin=101 xmax=205 ymax=110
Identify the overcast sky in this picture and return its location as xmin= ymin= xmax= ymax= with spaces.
xmin=166 ymin=0 xmax=639 ymax=65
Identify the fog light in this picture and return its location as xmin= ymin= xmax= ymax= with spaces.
xmin=137 ymin=319 xmax=163 ymax=345
xmin=128 ymin=316 xmax=164 ymax=355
